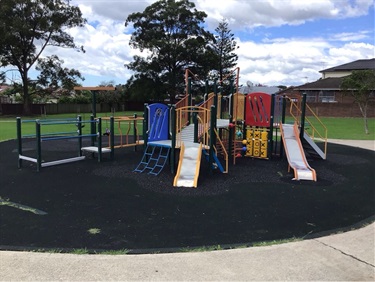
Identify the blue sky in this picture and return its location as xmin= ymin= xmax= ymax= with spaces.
xmin=4 ymin=0 xmax=375 ymax=88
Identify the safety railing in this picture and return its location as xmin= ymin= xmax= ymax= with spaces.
xmin=289 ymin=98 xmax=328 ymax=157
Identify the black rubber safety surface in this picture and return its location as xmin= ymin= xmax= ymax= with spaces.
xmin=0 ymin=139 xmax=374 ymax=253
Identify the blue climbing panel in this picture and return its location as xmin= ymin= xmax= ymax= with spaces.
xmin=133 ymin=144 xmax=170 ymax=176
xmin=148 ymin=103 xmax=169 ymax=142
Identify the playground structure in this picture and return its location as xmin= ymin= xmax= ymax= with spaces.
xmin=16 ymin=74 xmax=328 ymax=184
xmin=16 ymin=115 xmax=114 ymax=172
xmin=133 ymin=68 xmax=328 ymax=186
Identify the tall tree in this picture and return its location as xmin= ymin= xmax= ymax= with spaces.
xmin=210 ymin=19 xmax=238 ymax=83
xmin=125 ymin=0 xmax=214 ymax=102
xmin=0 ymin=0 xmax=86 ymax=114
xmin=341 ymin=70 xmax=375 ymax=134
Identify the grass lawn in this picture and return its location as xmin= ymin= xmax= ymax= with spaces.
xmin=0 ymin=112 xmax=374 ymax=141
xmin=0 ymin=111 xmax=144 ymax=141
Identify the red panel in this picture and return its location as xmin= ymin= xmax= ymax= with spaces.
xmin=245 ymin=92 xmax=272 ymax=127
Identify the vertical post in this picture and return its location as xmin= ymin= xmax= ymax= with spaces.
xmin=97 ymin=118 xmax=102 ymax=162
xmin=90 ymin=115 xmax=95 ymax=146
xmin=213 ymin=80 xmax=218 ymax=109
xmin=143 ymin=103 xmax=149 ymax=149
xmin=133 ymin=113 xmax=137 ymax=151
xmin=170 ymin=105 xmax=176 ymax=174
xmin=227 ymin=79 xmax=234 ymax=119
xmin=17 ymin=117 xmax=22 ymax=168
xmin=77 ymin=115 xmax=82 ymax=157
xmin=280 ymin=95 xmax=287 ymax=158
xmin=36 ymin=120 xmax=42 ymax=172
xmin=193 ymin=111 xmax=198 ymax=143
xmin=110 ymin=116 xmax=115 ymax=159
xmin=91 ymin=90 xmax=97 ymax=118
xmin=268 ymin=94 xmax=275 ymax=160
xmin=300 ymin=92 xmax=307 ymax=139
xmin=209 ymin=105 xmax=217 ymax=173
xmin=188 ymin=77 xmax=192 ymax=122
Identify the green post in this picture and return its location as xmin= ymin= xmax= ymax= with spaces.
xmin=209 ymin=105 xmax=217 ymax=173
xmin=300 ymin=92 xmax=307 ymax=139
xmin=90 ymin=115 xmax=95 ymax=146
xmin=17 ymin=117 xmax=22 ymax=168
xmin=279 ymin=95 xmax=287 ymax=158
xmin=91 ymin=90 xmax=97 ymax=118
xmin=133 ymin=113 xmax=137 ymax=151
xmin=170 ymin=105 xmax=176 ymax=174
xmin=213 ymin=80 xmax=218 ymax=110
xmin=97 ymin=118 xmax=102 ymax=162
xmin=77 ymin=115 xmax=82 ymax=157
xmin=193 ymin=111 xmax=198 ymax=143
xmin=143 ymin=104 xmax=149 ymax=149
xmin=110 ymin=116 xmax=115 ymax=160
xmin=36 ymin=120 xmax=42 ymax=172
xmin=268 ymin=94 xmax=275 ymax=160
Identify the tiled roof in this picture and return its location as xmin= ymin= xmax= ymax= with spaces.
xmin=320 ymin=58 xmax=375 ymax=73
xmin=295 ymin=77 xmax=345 ymax=90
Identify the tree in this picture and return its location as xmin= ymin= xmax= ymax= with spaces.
xmin=36 ymin=55 xmax=84 ymax=96
xmin=0 ymin=0 xmax=86 ymax=114
xmin=210 ymin=19 xmax=238 ymax=83
xmin=341 ymin=70 xmax=375 ymax=134
xmin=97 ymin=81 xmax=122 ymax=112
xmin=125 ymin=0 xmax=214 ymax=102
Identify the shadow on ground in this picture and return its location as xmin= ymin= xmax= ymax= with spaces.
xmin=0 ymin=139 xmax=374 ymax=253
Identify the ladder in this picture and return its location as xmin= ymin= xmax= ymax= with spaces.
xmin=133 ymin=144 xmax=170 ymax=176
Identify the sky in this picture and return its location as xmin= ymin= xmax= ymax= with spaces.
xmin=6 ymin=0 xmax=375 ymax=88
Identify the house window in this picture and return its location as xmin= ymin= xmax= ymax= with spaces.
xmin=318 ymin=90 xmax=336 ymax=103
xmin=305 ymin=91 xmax=318 ymax=103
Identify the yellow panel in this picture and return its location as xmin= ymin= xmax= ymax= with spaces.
xmin=253 ymin=149 xmax=260 ymax=157
xmin=254 ymin=131 xmax=260 ymax=139
xmin=246 ymin=129 xmax=253 ymax=139
xmin=254 ymin=140 xmax=261 ymax=148
xmin=261 ymin=141 xmax=267 ymax=149
xmin=260 ymin=148 xmax=268 ymax=158
xmin=261 ymin=131 xmax=268 ymax=141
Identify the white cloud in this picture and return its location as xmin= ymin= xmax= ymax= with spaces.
xmin=14 ymin=0 xmax=373 ymax=88
xmin=195 ymin=0 xmax=372 ymax=30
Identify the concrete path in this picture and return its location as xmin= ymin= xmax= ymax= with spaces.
xmin=1 ymin=140 xmax=374 ymax=281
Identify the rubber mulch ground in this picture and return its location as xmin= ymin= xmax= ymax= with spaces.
xmin=0 ymin=138 xmax=374 ymax=254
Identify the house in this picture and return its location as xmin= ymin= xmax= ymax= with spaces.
xmin=295 ymin=58 xmax=375 ymax=103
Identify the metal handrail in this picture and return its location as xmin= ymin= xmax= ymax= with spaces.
xmin=288 ymin=98 xmax=328 ymax=157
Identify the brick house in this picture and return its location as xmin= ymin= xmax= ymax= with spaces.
xmin=292 ymin=58 xmax=375 ymax=117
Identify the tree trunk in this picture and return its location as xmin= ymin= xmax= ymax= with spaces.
xmin=22 ymin=71 xmax=32 ymax=115
xmin=358 ymin=102 xmax=369 ymax=135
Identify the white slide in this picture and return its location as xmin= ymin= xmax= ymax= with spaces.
xmin=173 ymin=142 xmax=202 ymax=188
xmin=280 ymin=123 xmax=317 ymax=181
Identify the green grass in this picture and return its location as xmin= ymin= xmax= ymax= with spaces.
xmin=252 ymin=237 xmax=302 ymax=247
xmin=0 ymin=113 xmax=374 ymax=141
xmin=180 ymin=245 xmax=223 ymax=252
xmin=0 ymin=111 xmax=143 ymax=141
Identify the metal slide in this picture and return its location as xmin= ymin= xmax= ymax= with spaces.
xmin=173 ymin=142 xmax=202 ymax=188
xmin=280 ymin=123 xmax=317 ymax=181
